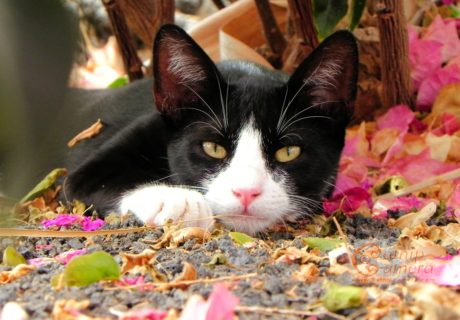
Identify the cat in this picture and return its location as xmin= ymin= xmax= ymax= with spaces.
xmin=64 ymin=24 xmax=358 ymax=234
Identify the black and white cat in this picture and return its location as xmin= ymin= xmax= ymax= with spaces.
xmin=65 ymin=25 xmax=358 ymax=234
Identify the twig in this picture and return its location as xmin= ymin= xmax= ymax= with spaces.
xmin=102 ymin=0 xmax=144 ymax=81
xmin=374 ymin=167 xmax=460 ymax=201
xmin=376 ymin=0 xmax=414 ymax=110
xmin=254 ymin=0 xmax=286 ymax=65
xmin=106 ymin=272 xmax=258 ymax=291
xmin=0 ymin=227 xmax=152 ymax=238
xmin=236 ymin=305 xmax=348 ymax=320
xmin=283 ymin=0 xmax=318 ymax=73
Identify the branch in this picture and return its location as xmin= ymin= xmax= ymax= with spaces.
xmin=254 ymin=0 xmax=287 ymax=65
xmin=102 ymin=0 xmax=144 ymax=81
xmin=376 ymin=0 xmax=414 ymax=110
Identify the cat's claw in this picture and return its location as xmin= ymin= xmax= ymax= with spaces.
xmin=119 ymin=185 xmax=214 ymax=230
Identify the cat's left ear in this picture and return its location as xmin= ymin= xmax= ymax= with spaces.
xmin=153 ymin=24 xmax=220 ymax=119
xmin=288 ymin=30 xmax=358 ymax=118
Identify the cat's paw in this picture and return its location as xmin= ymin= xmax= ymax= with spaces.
xmin=119 ymin=185 xmax=214 ymax=230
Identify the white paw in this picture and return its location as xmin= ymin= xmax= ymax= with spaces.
xmin=119 ymin=185 xmax=214 ymax=230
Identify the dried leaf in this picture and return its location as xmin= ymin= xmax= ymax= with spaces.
xmin=392 ymin=202 xmax=437 ymax=229
xmin=292 ymin=263 xmax=320 ymax=283
xmin=173 ymin=262 xmax=197 ymax=284
xmin=0 ymin=264 xmax=36 ymax=284
xmin=171 ymin=227 xmax=211 ymax=246
xmin=120 ymin=249 xmax=156 ymax=274
xmin=205 ymin=253 xmax=229 ymax=269
xmin=67 ymin=119 xmax=104 ymax=148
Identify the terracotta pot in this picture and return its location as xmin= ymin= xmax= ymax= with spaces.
xmin=189 ymin=0 xmax=287 ymax=69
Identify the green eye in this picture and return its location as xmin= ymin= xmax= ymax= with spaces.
xmin=202 ymin=142 xmax=227 ymax=159
xmin=275 ymin=146 xmax=301 ymax=162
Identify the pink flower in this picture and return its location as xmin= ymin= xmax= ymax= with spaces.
xmin=417 ymin=64 xmax=460 ymax=109
xmin=323 ymin=187 xmax=372 ymax=216
xmin=42 ymin=214 xmax=81 ymax=228
xmin=80 ymin=217 xmax=105 ymax=231
xmin=55 ymin=249 xmax=87 ymax=265
xmin=425 ymin=15 xmax=460 ymax=62
xmin=409 ymin=36 xmax=443 ymax=90
xmin=376 ymin=105 xmax=415 ymax=132
xmin=415 ymin=255 xmax=460 ymax=286
xmin=179 ymin=284 xmax=239 ymax=320
xmin=384 ymin=149 xmax=459 ymax=184
xmin=372 ymin=196 xmax=434 ymax=218
xmin=116 ymin=308 xmax=168 ymax=320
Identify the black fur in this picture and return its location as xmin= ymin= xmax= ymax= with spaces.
xmin=65 ymin=25 xmax=358 ymax=216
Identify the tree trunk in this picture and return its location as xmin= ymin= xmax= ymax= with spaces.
xmin=376 ymin=0 xmax=414 ymax=110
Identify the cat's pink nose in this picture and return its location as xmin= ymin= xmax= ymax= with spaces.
xmin=232 ymin=187 xmax=261 ymax=209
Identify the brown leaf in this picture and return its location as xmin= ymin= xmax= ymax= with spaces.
xmin=171 ymin=227 xmax=211 ymax=246
xmin=120 ymin=249 xmax=156 ymax=274
xmin=272 ymin=247 xmax=322 ymax=264
xmin=0 ymin=264 xmax=36 ymax=284
xmin=67 ymin=119 xmax=104 ymax=148
xmin=52 ymin=299 xmax=108 ymax=320
xmin=174 ymin=262 xmax=197 ymax=282
xmin=391 ymin=202 xmax=437 ymax=229
xmin=292 ymin=263 xmax=319 ymax=283
xmin=409 ymin=283 xmax=460 ymax=319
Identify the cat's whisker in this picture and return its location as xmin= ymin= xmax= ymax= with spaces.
xmin=184 ymin=121 xmax=224 ymax=137
xmin=276 ymin=85 xmax=289 ymax=132
xmin=279 ymin=133 xmax=302 ymax=142
xmin=181 ymin=107 xmax=222 ymax=131
xmin=153 ymin=173 xmax=179 ymax=183
xmin=225 ymin=76 xmax=230 ymax=129
xmin=280 ymin=116 xmax=334 ymax=134
xmin=214 ymin=69 xmax=228 ymax=130
xmin=182 ymin=83 xmax=223 ymax=129
xmin=278 ymin=100 xmax=339 ymax=134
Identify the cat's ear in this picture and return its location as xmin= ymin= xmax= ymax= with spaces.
xmin=287 ymin=30 xmax=358 ymax=117
xmin=153 ymin=24 xmax=218 ymax=118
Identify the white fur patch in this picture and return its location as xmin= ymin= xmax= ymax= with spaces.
xmin=164 ymin=37 xmax=207 ymax=84
xmin=203 ymin=120 xmax=292 ymax=234
xmin=119 ymin=185 xmax=214 ymax=230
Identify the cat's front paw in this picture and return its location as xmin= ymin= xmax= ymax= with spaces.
xmin=119 ymin=185 xmax=214 ymax=230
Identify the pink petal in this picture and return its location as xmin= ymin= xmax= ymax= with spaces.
xmin=27 ymin=257 xmax=54 ymax=267
xmin=205 ymin=284 xmax=239 ymax=320
xmin=409 ymin=39 xmax=443 ymax=90
xmin=54 ymin=249 xmax=88 ymax=265
xmin=415 ymin=255 xmax=460 ymax=286
xmin=118 ymin=308 xmax=168 ymax=320
xmin=80 ymin=217 xmax=105 ymax=231
xmin=376 ymin=105 xmax=415 ymax=132
xmin=372 ymin=196 xmax=434 ymax=218
xmin=42 ymin=214 xmax=82 ymax=228
xmin=323 ymin=187 xmax=372 ymax=216
xmin=417 ymin=64 xmax=460 ymax=110
xmin=438 ymin=256 xmax=460 ymax=286
xmin=180 ymin=296 xmax=208 ymax=320
xmin=384 ymin=149 xmax=459 ymax=184
xmin=425 ymin=15 xmax=460 ymax=62
xmin=441 ymin=112 xmax=460 ymax=135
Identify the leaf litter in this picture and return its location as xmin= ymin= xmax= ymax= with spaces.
xmin=2 ymin=12 xmax=460 ymax=320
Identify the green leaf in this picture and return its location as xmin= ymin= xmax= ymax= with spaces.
xmin=350 ymin=0 xmax=366 ymax=30
xmin=313 ymin=0 xmax=348 ymax=39
xmin=59 ymin=251 xmax=120 ymax=287
xmin=205 ymin=253 xmax=228 ymax=269
xmin=107 ymin=76 xmax=129 ymax=89
xmin=229 ymin=232 xmax=255 ymax=245
xmin=3 ymin=246 xmax=27 ymax=266
xmin=20 ymin=168 xmax=67 ymax=203
xmin=323 ymin=282 xmax=365 ymax=312
xmin=303 ymin=237 xmax=343 ymax=252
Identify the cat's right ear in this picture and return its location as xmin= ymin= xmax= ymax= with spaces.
xmin=153 ymin=25 xmax=218 ymax=119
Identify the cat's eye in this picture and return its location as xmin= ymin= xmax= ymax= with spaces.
xmin=275 ymin=146 xmax=301 ymax=163
xmin=202 ymin=142 xmax=227 ymax=159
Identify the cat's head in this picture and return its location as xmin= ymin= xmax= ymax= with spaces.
xmin=153 ymin=25 xmax=358 ymax=234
